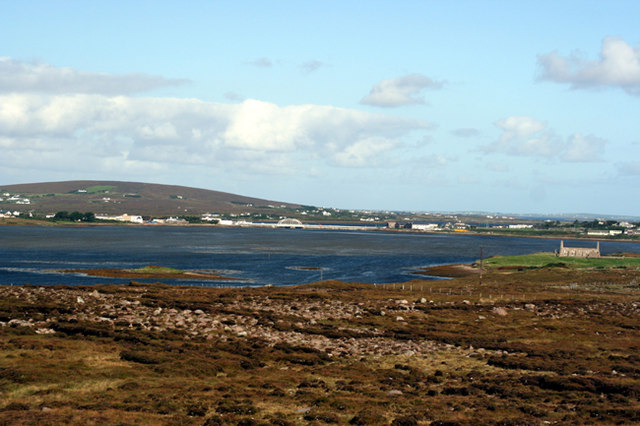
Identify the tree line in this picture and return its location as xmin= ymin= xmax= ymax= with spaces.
xmin=52 ymin=211 xmax=96 ymax=222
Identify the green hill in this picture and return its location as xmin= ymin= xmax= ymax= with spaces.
xmin=0 ymin=180 xmax=301 ymax=217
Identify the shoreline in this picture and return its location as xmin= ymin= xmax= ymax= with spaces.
xmin=2 ymin=217 xmax=638 ymax=243
xmin=61 ymin=268 xmax=242 ymax=281
xmin=413 ymin=263 xmax=479 ymax=278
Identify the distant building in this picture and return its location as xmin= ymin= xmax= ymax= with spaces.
xmin=587 ymin=229 xmax=623 ymax=236
xmin=508 ymin=224 xmax=533 ymax=229
xmin=558 ymin=240 xmax=600 ymax=258
xmin=95 ymin=213 xmax=143 ymax=223
xmin=412 ymin=223 xmax=439 ymax=231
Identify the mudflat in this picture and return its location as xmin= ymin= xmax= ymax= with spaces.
xmin=61 ymin=265 xmax=241 ymax=281
xmin=1 ymin=262 xmax=640 ymax=424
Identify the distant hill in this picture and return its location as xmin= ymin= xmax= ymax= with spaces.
xmin=0 ymin=180 xmax=302 ymax=216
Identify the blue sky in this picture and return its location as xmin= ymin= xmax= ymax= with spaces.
xmin=1 ymin=1 xmax=639 ymax=215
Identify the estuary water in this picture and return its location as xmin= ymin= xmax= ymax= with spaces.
xmin=1 ymin=226 xmax=640 ymax=287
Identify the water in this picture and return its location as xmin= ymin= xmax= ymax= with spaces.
xmin=1 ymin=226 xmax=639 ymax=287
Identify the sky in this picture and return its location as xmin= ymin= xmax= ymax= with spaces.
xmin=1 ymin=1 xmax=639 ymax=216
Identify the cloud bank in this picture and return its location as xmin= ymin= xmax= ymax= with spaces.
xmin=0 ymin=58 xmax=188 ymax=95
xmin=538 ymin=37 xmax=640 ymax=96
xmin=483 ymin=116 xmax=606 ymax=162
xmin=0 ymin=58 xmax=434 ymax=179
xmin=360 ymin=74 xmax=443 ymax=107
xmin=0 ymin=96 xmax=430 ymax=176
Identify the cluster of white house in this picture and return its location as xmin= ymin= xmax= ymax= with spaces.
xmin=387 ymin=222 xmax=471 ymax=231
xmin=0 ymin=210 xmax=25 ymax=218
xmin=94 ymin=213 xmax=144 ymax=223
xmin=0 ymin=193 xmax=30 ymax=204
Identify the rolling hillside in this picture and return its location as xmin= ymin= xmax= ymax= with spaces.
xmin=0 ymin=181 xmax=302 ymax=217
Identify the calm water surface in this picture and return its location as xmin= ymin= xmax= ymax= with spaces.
xmin=2 ymin=226 xmax=640 ymax=287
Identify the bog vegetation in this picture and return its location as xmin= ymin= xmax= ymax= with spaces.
xmin=1 ymin=258 xmax=640 ymax=424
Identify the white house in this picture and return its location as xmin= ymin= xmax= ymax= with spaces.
xmin=412 ymin=223 xmax=439 ymax=231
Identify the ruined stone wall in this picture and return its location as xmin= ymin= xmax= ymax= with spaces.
xmin=559 ymin=247 xmax=600 ymax=258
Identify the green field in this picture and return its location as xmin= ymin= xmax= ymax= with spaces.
xmin=84 ymin=185 xmax=117 ymax=193
xmin=483 ymin=252 xmax=640 ymax=269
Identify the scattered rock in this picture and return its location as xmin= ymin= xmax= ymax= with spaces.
xmin=387 ymin=389 xmax=403 ymax=396
xmin=76 ymin=296 xmax=85 ymax=304
xmin=395 ymin=316 xmax=405 ymax=322
xmin=525 ymin=303 xmax=536 ymax=311
xmin=492 ymin=307 xmax=508 ymax=316
xmin=8 ymin=319 xmax=31 ymax=327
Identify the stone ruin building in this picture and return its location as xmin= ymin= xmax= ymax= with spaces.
xmin=557 ymin=240 xmax=600 ymax=258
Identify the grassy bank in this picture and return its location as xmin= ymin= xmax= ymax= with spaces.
xmin=482 ymin=252 xmax=640 ymax=270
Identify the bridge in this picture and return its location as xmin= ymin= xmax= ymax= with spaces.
xmin=277 ymin=218 xmax=304 ymax=229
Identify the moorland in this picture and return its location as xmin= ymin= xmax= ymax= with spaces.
xmin=1 ymin=254 xmax=640 ymax=424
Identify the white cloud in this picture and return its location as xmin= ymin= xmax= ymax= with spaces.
xmin=538 ymin=37 xmax=640 ymax=96
xmin=617 ymin=161 xmax=640 ymax=175
xmin=247 ymin=57 xmax=273 ymax=68
xmin=300 ymin=60 xmax=324 ymax=74
xmin=483 ymin=116 xmax=606 ymax=162
xmin=562 ymin=133 xmax=606 ymax=162
xmin=0 ymin=94 xmax=431 ymax=175
xmin=452 ymin=128 xmax=480 ymax=138
xmin=0 ymin=58 xmax=187 ymax=95
xmin=485 ymin=116 xmax=554 ymax=157
xmin=0 ymin=58 xmax=435 ymax=183
xmin=224 ymin=91 xmax=244 ymax=101
xmin=486 ymin=162 xmax=509 ymax=172
xmin=332 ymin=137 xmax=398 ymax=167
xmin=360 ymin=73 xmax=444 ymax=107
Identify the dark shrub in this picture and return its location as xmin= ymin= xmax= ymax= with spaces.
xmin=120 ymin=350 xmax=161 ymax=365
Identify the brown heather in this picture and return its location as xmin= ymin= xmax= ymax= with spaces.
xmin=1 ymin=263 xmax=640 ymax=424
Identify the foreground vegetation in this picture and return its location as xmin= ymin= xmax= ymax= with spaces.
xmin=1 ymin=262 xmax=640 ymax=424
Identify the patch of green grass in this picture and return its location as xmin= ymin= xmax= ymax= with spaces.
xmin=28 ymin=193 xmax=72 ymax=198
xmin=85 ymin=185 xmax=117 ymax=194
xmin=483 ymin=252 xmax=640 ymax=269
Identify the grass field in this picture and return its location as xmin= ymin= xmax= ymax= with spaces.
xmin=84 ymin=185 xmax=117 ymax=194
xmin=482 ymin=252 xmax=640 ymax=270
